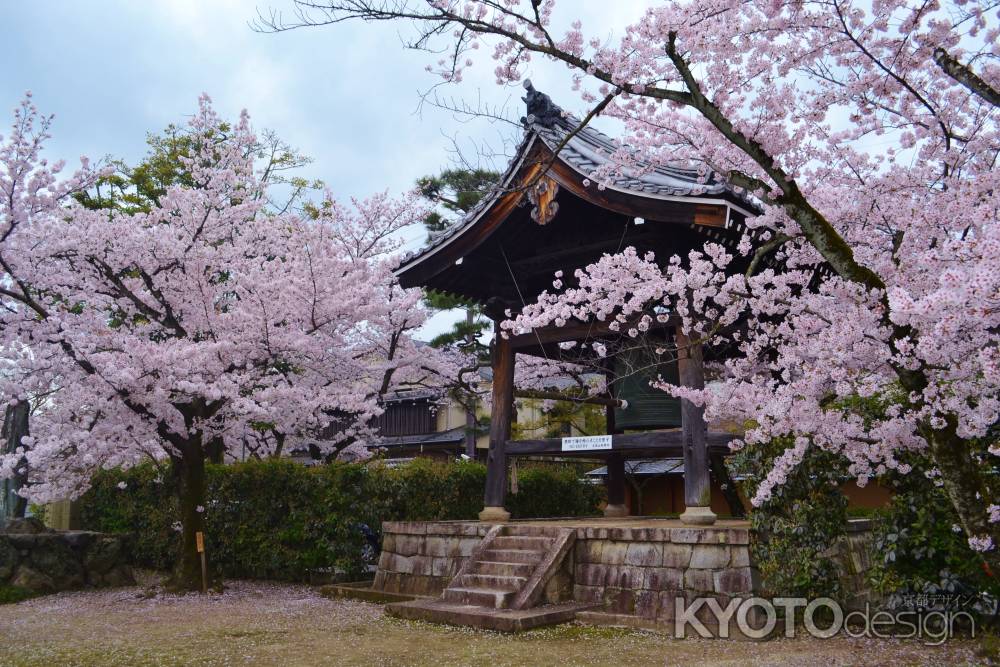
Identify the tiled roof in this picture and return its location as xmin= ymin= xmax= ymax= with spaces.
xmin=397 ymin=85 xmax=749 ymax=272
xmin=379 ymin=426 xmax=466 ymax=448
xmin=532 ymin=114 xmax=731 ymax=198
xmin=382 ymin=388 xmax=441 ymax=403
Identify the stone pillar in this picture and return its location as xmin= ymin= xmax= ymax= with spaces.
xmin=480 ymin=323 xmax=514 ymax=522
xmin=676 ymin=328 xmax=716 ymax=526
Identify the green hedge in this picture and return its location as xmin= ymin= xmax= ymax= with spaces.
xmin=79 ymin=458 xmax=602 ymax=581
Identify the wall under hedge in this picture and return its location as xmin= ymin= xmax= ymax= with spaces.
xmin=79 ymin=458 xmax=603 ymax=581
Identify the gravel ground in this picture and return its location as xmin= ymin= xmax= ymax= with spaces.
xmin=0 ymin=579 xmax=984 ymax=666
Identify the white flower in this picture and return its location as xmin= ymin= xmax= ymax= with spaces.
xmin=196 ymin=505 xmax=205 ymax=514
xmin=969 ymin=535 xmax=995 ymax=553
xmin=117 ymin=481 xmax=128 ymax=490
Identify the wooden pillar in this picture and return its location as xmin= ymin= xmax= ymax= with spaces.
xmin=605 ymin=454 xmax=627 ymax=517
xmin=676 ymin=328 xmax=717 ymax=525
xmin=480 ymin=324 xmax=514 ymax=522
xmin=603 ymin=371 xmax=627 ymax=517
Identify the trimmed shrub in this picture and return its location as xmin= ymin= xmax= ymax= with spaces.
xmin=508 ymin=464 xmax=604 ymax=519
xmin=868 ymin=452 xmax=1000 ymax=613
xmin=79 ymin=457 xmax=602 ymax=581
xmin=730 ymin=437 xmax=849 ymax=600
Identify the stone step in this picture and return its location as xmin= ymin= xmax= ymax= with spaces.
xmin=500 ymin=525 xmax=570 ymax=538
xmin=472 ymin=560 xmax=536 ymax=578
xmin=491 ymin=535 xmax=552 ymax=551
xmin=386 ymin=599 xmax=597 ymax=633
xmin=442 ymin=586 xmax=515 ymax=609
xmin=480 ymin=548 xmax=545 ymax=565
xmin=460 ymin=573 xmax=527 ymax=592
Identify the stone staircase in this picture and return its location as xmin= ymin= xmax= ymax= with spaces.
xmin=386 ymin=524 xmax=591 ymax=631
xmin=443 ymin=527 xmax=568 ymax=609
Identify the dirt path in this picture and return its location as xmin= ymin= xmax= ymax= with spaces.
xmin=0 ymin=581 xmax=981 ymax=666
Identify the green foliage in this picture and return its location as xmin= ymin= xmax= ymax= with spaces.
xmin=731 ymin=437 xmax=849 ymax=599
xmin=422 ymin=289 xmax=475 ymax=312
xmin=79 ymin=458 xmax=602 ymax=581
xmin=373 ymin=458 xmax=487 ymax=521
xmin=414 ymin=167 xmax=496 ymax=363
xmin=868 ymin=454 xmax=1000 ymax=609
xmin=426 ymin=308 xmax=491 ymax=350
xmin=75 ymin=124 xmax=317 ymax=214
xmin=507 ymin=465 xmax=604 ymax=519
xmin=416 ymin=168 xmax=499 ymax=233
xmin=512 ymin=399 xmax=605 ymax=441
xmin=78 ymin=465 xmax=178 ymax=571
xmin=0 ymin=585 xmax=36 ymax=605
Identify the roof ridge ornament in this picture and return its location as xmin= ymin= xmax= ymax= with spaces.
xmin=520 ymin=79 xmax=563 ymax=128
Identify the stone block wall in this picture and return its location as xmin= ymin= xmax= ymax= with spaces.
xmin=373 ymin=521 xmax=757 ymax=616
xmin=373 ymin=519 xmax=879 ymax=633
xmin=373 ymin=521 xmax=490 ymax=597
xmin=571 ymin=525 xmax=756 ymax=624
xmin=0 ymin=520 xmax=134 ymax=594
xmin=827 ymin=519 xmax=878 ymax=610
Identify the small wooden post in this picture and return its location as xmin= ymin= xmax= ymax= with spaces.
xmin=480 ymin=322 xmax=514 ymax=522
xmin=676 ymin=327 xmax=716 ymax=525
xmin=196 ymin=531 xmax=207 ymax=594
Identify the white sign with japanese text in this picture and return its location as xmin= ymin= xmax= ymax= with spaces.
xmin=561 ymin=435 xmax=613 ymax=452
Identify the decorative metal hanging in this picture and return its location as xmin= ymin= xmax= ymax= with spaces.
xmin=528 ymin=175 xmax=560 ymax=225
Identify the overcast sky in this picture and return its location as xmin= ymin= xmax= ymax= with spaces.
xmin=3 ymin=0 xmax=646 ymax=338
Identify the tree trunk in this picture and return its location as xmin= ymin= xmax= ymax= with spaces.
xmin=710 ymin=454 xmax=746 ymax=518
xmin=205 ymin=436 xmax=225 ymax=464
xmin=926 ymin=421 xmax=1000 ymax=573
xmin=465 ymin=396 xmax=477 ymax=459
xmin=169 ymin=448 xmax=211 ymax=592
xmin=2 ymin=400 xmax=30 ymax=520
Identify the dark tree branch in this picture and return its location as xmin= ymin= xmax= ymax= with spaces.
xmin=933 ymin=47 xmax=1000 ymax=108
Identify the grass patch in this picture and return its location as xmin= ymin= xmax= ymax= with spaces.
xmin=0 ymin=585 xmax=37 ymax=605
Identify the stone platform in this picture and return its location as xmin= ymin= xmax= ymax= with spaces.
xmin=373 ymin=517 xmax=757 ymax=633
xmin=387 ymin=599 xmax=594 ymax=632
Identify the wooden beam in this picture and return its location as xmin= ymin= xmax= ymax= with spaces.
xmin=509 ymin=229 xmax=664 ymax=274
xmin=505 ymin=430 xmax=735 ymax=457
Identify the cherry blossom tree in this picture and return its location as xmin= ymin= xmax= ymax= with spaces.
xmin=0 ymin=95 xmax=450 ymax=589
xmin=268 ymin=1 xmax=1000 ymax=567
